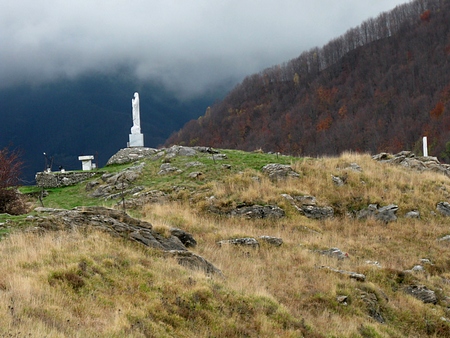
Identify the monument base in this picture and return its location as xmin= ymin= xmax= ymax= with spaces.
xmin=128 ymin=133 xmax=144 ymax=147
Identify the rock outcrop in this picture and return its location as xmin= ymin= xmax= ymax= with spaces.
xmin=170 ymin=228 xmax=197 ymax=248
xmin=106 ymin=147 xmax=159 ymax=165
xmin=230 ymin=205 xmax=286 ymax=219
xmin=373 ymin=151 xmax=450 ymax=177
xmin=282 ymin=194 xmax=334 ymax=220
xmin=357 ymin=204 xmax=398 ymax=223
xmin=33 ymin=206 xmax=221 ymax=275
xmin=217 ymin=236 xmax=283 ymax=248
xmin=87 ymin=163 xmax=145 ymax=200
xmin=316 ymin=247 xmax=349 ymax=260
xmin=320 ymin=266 xmax=366 ymax=282
xmin=217 ymin=237 xmax=260 ymax=248
xmin=404 ymin=285 xmax=437 ymax=304
xmin=106 ymin=145 xmax=218 ymax=166
xmin=437 ymin=202 xmax=450 ymax=216
xmin=262 ymin=163 xmax=300 ymax=180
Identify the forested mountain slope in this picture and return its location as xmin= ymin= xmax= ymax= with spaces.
xmin=167 ymin=0 xmax=450 ymax=159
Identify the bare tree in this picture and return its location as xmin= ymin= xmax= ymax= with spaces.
xmin=0 ymin=147 xmax=24 ymax=215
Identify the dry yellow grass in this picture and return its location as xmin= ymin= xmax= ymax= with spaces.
xmin=4 ymin=151 xmax=450 ymax=337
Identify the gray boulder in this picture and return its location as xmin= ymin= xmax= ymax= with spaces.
xmin=217 ymin=237 xmax=260 ymax=248
xmin=170 ymin=228 xmax=197 ymax=248
xmin=262 ymin=163 xmax=300 ymax=180
xmin=165 ymin=250 xmax=223 ymax=276
xmin=158 ymin=163 xmax=182 ymax=175
xmin=230 ymin=205 xmax=285 ymax=219
xmin=404 ymin=285 xmax=437 ymax=304
xmin=259 ymin=236 xmax=283 ymax=246
xmin=357 ymin=204 xmax=398 ymax=223
xmin=317 ymin=247 xmax=348 ymax=260
xmin=376 ymin=204 xmax=399 ymax=223
xmin=405 ymin=210 xmax=420 ymax=219
xmin=331 ymin=175 xmax=345 ymax=186
xmin=282 ymin=194 xmax=334 ymax=220
xmin=302 ymin=205 xmax=334 ymax=219
xmin=438 ymin=234 xmax=450 ymax=241
xmin=165 ymin=145 xmax=197 ymax=159
xmin=437 ymin=202 xmax=450 ymax=216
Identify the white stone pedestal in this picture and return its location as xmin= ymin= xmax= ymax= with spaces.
xmin=128 ymin=133 xmax=144 ymax=147
xmin=78 ymin=155 xmax=95 ymax=171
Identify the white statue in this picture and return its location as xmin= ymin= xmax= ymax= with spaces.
xmin=128 ymin=92 xmax=144 ymax=147
xmin=131 ymin=92 xmax=141 ymax=134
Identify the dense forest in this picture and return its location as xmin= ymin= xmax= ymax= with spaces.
xmin=167 ymin=0 xmax=450 ymax=160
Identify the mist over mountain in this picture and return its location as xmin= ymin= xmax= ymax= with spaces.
xmin=167 ymin=0 xmax=450 ymax=160
xmin=0 ymin=73 xmax=228 ymax=183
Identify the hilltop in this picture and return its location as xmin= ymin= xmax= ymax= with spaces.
xmin=0 ymin=75 xmax=226 ymax=183
xmin=2 ymin=146 xmax=450 ymax=337
xmin=167 ymin=0 xmax=450 ymax=160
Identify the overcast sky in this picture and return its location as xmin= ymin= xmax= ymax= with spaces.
xmin=1 ymin=0 xmax=409 ymax=98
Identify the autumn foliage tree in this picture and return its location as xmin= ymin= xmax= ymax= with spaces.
xmin=430 ymin=101 xmax=445 ymax=119
xmin=0 ymin=147 xmax=25 ymax=215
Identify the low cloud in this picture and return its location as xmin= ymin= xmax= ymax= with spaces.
xmin=0 ymin=0 xmax=407 ymax=98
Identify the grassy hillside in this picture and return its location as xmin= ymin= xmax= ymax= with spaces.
xmin=2 ymin=149 xmax=450 ymax=337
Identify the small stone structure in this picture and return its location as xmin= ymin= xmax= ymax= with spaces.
xmin=78 ymin=155 xmax=95 ymax=171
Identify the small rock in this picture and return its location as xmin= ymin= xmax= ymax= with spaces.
xmin=185 ymin=161 xmax=204 ymax=168
xmin=230 ymin=205 xmax=285 ymax=219
xmin=317 ymin=247 xmax=349 ymax=260
xmin=188 ymin=172 xmax=203 ymax=179
xmin=331 ymin=175 xmax=345 ymax=186
xmin=217 ymin=238 xmax=259 ymax=248
xmin=158 ymin=163 xmax=182 ymax=175
xmin=420 ymin=258 xmax=433 ymax=265
xmin=437 ymin=202 xmax=450 ymax=216
xmin=348 ymin=163 xmax=362 ymax=172
xmin=321 ymin=266 xmax=365 ymax=281
xmin=262 ymin=163 xmax=300 ymax=180
xmin=210 ymin=154 xmax=227 ymax=160
xmin=411 ymin=265 xmax=425 ymax=272
xmin=405 ymin=210 xmax=420 ymax=219
xmin=337 ymin=295 xmax=348 ymax=305
xmin=404 ymin=285 xmax=437 ymax=304
xmin=165 ymin=250 xmax=223 ymax=276
xmin=170 ymin=228 xmax=197 ymax=248
xmin=365 ymin=260 xmax=382 ymax=268
xmin=293 ymin=195 xmax=317 ymax=206
xmin=302 ymin=205 xmax=334 ymax=220
xmin=259 ymin=236 xmax=283 ymax=246
xmin=357 ymin=204 xmax=398 ymax=223
xmin=438 ymin=235 xmax=450 ymax=241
